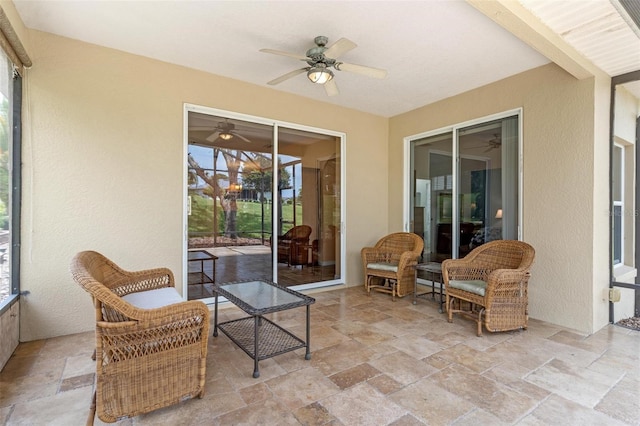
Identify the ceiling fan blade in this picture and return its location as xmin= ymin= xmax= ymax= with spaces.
xmin=267 ymin=68 xmax=308 ymax=85
xmin=234 ymin=133 xmax=252 ymax=143
xmin=189 ymin=126 xmax=217 ymax=131
xmin=323 ymin=38 xmax=357 ymax=59
xmin=335 ymin=62 xmax=387 ymax=79
xmin=259 ymin=48 xmax=308 ymax=61
xmin=324 ymin=79 xmax=339 ymax=97
xmin=206 ymin=131 xmax=220 ymax=143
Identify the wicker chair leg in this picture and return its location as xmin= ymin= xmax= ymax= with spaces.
xmin=446 ymin=297 xmax=454 ymax=323
xmin=476 ymin=309 xmax=484 ymax=337
xmin=86 ymin=390 xmax=96 ymax=426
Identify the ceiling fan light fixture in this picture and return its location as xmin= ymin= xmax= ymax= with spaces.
xmin=307 ymin=67 xmax=334 ymax=84
xmin=219 ymin=132 xmax=233 ymax=140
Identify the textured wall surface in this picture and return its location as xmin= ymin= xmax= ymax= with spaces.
xmin=20 ymin=29 xmax=388 ymax=341
xmin=388 ymin=63 xmax=611 ymax=334
xmin=4 ymin=3 xmax=614 ymax=339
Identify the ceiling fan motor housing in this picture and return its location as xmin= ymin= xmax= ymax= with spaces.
xmin=314 ymin=36 xmax=328 ymax=47
xmin=306 ymin=36 xmax=337 ymax=66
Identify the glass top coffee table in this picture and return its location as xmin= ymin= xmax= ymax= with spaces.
xmin=213 ymin=280 xmax=315 ymax=378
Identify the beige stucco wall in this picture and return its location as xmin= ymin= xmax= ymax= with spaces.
xmin=19 ymin=29 xmax=388 ymax=340
xmin=389 ymin=63 xmax=611 ymax=334
xmin=5 ymin=3 xmax=614 ymax=339
xmin=614 ymin=86 xmax=640 ymax=144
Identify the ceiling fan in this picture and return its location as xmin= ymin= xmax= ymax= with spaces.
xmin=205 ymin=119 xmax=252 ymax=143
xmin=260 ymin=36 xmax=388 ymax=96
xmin=483 ymin=134 xmax=501 ymax=152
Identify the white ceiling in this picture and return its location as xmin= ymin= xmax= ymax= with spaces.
xmin=12 ymin=1 xmax=640 ymax=117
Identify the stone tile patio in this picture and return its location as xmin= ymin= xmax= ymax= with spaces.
xmin=1 ymin=286 xmax=638 ymax=425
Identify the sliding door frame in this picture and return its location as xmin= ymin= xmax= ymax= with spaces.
xmin=403 ymin=109 xmax=524 ymax=256
xmin=183 ymin=103 xmax=346 ymax=302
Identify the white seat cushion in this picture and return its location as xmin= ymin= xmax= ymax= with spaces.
xmin=367 ymin=262 xmax=399 ymax=272
xmin=448 ymin=279 xmax=487 ymax=296
xmin=122 ymin=287 xmax=183 ymax=309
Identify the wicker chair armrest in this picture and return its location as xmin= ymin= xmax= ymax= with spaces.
xmin=290 ymin=237 xmax=309 ymax=244
xmin=442 ymin=259 xmax=490 ymax=283
xmin=120 ymin=299 xmax=210 ymax=323
xmin=397 ymin=251 xmax=419 ymax=271
xmin=485 ymin=269 xmax=531 ymax=291
xmin=112 ymin=267 xmax=175 ymax=296
xmin=95 ymin=301 xmax=210 ymax=363
xmin=361 ymin=247 xmax=391 ymax=263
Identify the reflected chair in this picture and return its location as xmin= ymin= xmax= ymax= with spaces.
xmin=70 ymin=251 xmax=209 ymax=425
xmin=276 ymin=225 xmax=312 ymax=266
xmin=442 ymin=240 xmax=535 ymax=336
xmin=361 ymin=232 xmax=424 ymax=300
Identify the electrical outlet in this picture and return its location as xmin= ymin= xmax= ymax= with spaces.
xmin=609 ymin=288 xmax=621 ymax=303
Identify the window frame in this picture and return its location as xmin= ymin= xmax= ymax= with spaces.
xmin=0 ymin=66 xmax=21 ymax=315
xmin=403 ymin=108 xmax=523 ymax=255
xmin=612 ymin=143 xmax=624 ymax=267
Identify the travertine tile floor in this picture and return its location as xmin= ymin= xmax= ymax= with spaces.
xmin=1 ymin=286 xmax=639 ymax=425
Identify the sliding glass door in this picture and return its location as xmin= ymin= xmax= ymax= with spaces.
xmin=185 ymin=106 xmax=343 ymax=302
xmin=610 ymin=72 xmax=640 ymax=327
xmin=409 ymin=112 xmax=521 ymax=264
xmin=275 ymin=127 xmax=341 ymax=285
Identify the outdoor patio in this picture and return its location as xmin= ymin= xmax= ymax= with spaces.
xmin=1 ymin=286 xmax=638 ymax=425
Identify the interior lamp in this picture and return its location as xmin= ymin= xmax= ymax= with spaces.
xmin=307 ymin=66 xmax=334 ymax=84
xmin=219 ymin=132 xmax=233 ymax=140
xmin=495 ymin=209 xmax=503 ymax=219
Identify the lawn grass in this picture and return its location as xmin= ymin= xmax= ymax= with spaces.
xmin=188 ymin=195 xmax=302 ymax=238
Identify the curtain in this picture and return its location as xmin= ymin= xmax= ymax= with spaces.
xmin=501 ymin=116 xmax=519 ymax=240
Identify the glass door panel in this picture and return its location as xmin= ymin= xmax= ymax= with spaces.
xmin=610 ymin=77 xmax=639 ymax=328
xmin=458 ymin=121 xmax=501 ymax=258
xmin=411 ymin=132 xmax=453 ymax=263
xmin=276 ymin=126 xmax=342 ymax=286
xmin=410 ymin=114 xmax=519 ymax=263
xmin=187 ymin=112 xmax=274 ymax=300
xmin=458 ymin=116 xmax=518 ymax=256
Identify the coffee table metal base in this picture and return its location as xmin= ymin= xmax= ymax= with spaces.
xmin=213 ymin=280 xmax=314 ymax=378
xmin=215 ymin=311 xmax=310 ymax=378
xmin=414 ymin=262 xmax=445 ymax=313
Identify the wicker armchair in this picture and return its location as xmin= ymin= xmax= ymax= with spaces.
xmin=361 ymin=232 xmax=424 ymax=300
xmin=70 ymin=251 xmax=210 ymax=425
xmin=276 ymin=225 xmax=312 ymax=266
xmin=442 ymin=240 xmax=535 ymax=336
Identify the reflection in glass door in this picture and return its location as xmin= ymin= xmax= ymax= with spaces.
xmin=186 ymin=107 xmax=343 ymax=302
xmin=275 ymin=127 xmax=342 ymax=287
xmin=409 ymin=113 xmax=520 ymax=265
xmin=187 ymin=113 xmax=273 ymax=301
xmin=411 ymin=133 xmax=453 ymax=263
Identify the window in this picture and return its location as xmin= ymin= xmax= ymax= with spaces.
xmin=0 ymin=51 xmax=20 ymax=312
xmin=612 ymin=143 xmax=623 ymax=266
